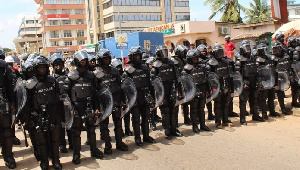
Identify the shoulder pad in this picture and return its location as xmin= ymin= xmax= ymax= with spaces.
xmin=46 ymin=75 xmax=56 ymax=83
xmin=68 ymin=70 xmax=80 ymax=80
xmin=207 ymin=58 xmax=219 ymax=66
xmin=94 ymin=67 xmax=105 ymax=79
xmin=256 ymin=57 xmax=266 ymax=63
xmin=85 ymin=70 xmax=95 ymax=79
xmin=283 ymin=54 xmax=290 ymax=59
xmin=0 ymin=59 xmax=6 ymax=68
xmin=239 ymin=56 xmax=248 ymax=62
xmin=25 ymin=76 xmax=38 ymax=89
xmin=184 ymin=64 xmax=194 ymax=71
xmin=125 ymin=65 xmax=136 ymax=74
xmin=153 ymin=60 xmax=163 ymax=68
xmin=170 ymin=57 xmax=179 ymax=65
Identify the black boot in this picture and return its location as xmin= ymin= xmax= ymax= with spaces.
xmin=164 ymin=128 xmax=172 ymax=140
xmin=192 ymin=125 xmax=200 ymax=133
xmin=184 ymin=117 xmax=192 ymax=125
xmin=116 ymin=142 xmax=128 ymax=151
xmin=40 ymin=162 xmax=49 ymax=170
xmin=135 ymin=137 xmax=143 ymax=146
xmin=240 ymin=118 xmax=247 ymax=125
xmin=91 ymin=148 xmax=104 ymax=159
xmin=4 ymin=155 xmax=16 ymax=169
xmin=262 ymin=112 xmax=269 ymax=120
xmin=52 ymin=162 xmax=62 ymax=170
xmin=200 ymin=125 xmax=211 ymax=131
xmin=270 ymin=112 xmax=281 ymax=117
xmin=228 ymin=112 xmax=239 ymax=117
xmin=104 ymin=142 xmax=112 ymax=155
xmin=13 ymin=136 xmax=21 ymax=145
xmin=292 ymin=102 xmax=300 ymax=108
xmin=281 ymin=108 xmax=291 ymax=115
xmin=72 ymin=154 xmax=81 ymax=165
xmin=59 ymin=145 xmax=68 ymax=153
xmin=252 ymin=115 xmax=265 ymax=122
xmin=143 ymin=136 xmax=156 ymax=143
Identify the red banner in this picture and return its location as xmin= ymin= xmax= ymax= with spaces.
xmin=47 ymin=14 xmax=69 ymax=19
xmin=271 ymin=0 xmax=288 ymax=23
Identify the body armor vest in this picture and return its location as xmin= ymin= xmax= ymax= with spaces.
xmin=191 ymin=64 xmax=206 ymax=85
xmin=99 ymin=68 xmax=121 ymax=94
xmin=53 ymin=72 xmax=67 ymax=94
xmin=32 ymin=76 xmax=57 ymax=109
xmin=277 ymin=58 xmax=290 ymax=71
xmin=157 ymin=63 xmax=176 ymax=82
xmin=129 ymin=66 xmax=149 ymax=89
xmin=242 ymin=59 xmax=257 ymax=77
xmin=215 ymin=61 xmax=229 ymax=78
xmin=70 ymin=72 xmax=94 ymax=102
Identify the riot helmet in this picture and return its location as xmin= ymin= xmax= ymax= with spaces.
xmin=50 ymin=53 xmax=64 ymax=66
xmin=111 ymin=58 xmax=122 ymax=68
xmin=296 ymin=35 xmax=300 ymax=46
xmin=257 ymin=43 xmax=268 ymax=57
xmin=275 ymin=32 xmax=285 ymax=43
xmin=88 ymin=54 xmax=96 ymax=70
xmin=33 ymin=56 xmax=50 ymax=76
xmin=5 ymin=56 xmax=15 ymax=64
xmin=20 ymin=53 xmax=29 ymax=61
xmin=212 ymin=45 xmax=224 ymax=58
xmin=74 ymin=50 xmax=89 ymax=68
xmin=96 ymin=48 xmax=112 ymax=66
xmin=0 ymin=47 xmax=5 ymax=60
xmin=288 ymin=36 xmax=297 ymax=48
xmin=271 ymin=42 xmax=283 ymax=57
xmin=128 ymin=46 xmax=142 ymax=65
xmin=196 ymin=44 xmax=207 ymax=59
xmin=22 ymin=61 xmax=34 ymax=79
xmin=155 ymin=45 xmax=169 ymax=59
xmin=27 ymin=53 xmax=39 ymax=62
xmin=142 ymin=51 xmax=149 ymax=64
xmin=186 ymin=49 xmax=199 ymax=64
xmin=174 ymin=44 xmax=188 ymax=58
xmin=240 ymin=40 xmax=251 ymax=57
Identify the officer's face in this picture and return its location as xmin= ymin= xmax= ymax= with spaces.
xmin=192 ymin=56 xmax=198 ymax=64
xmin=102 ymin=57 xmax=111 ymax=66
xmin=54 ymin=62 xmax=64 ymax=73
xmin=133 ymin=54 xmax=141 ymax=64
xmin=79 ymin=59 xmax=86 ymax=66
xmin=37 ymin=65 xmax=47 ymax=76
xmin=89 ymin=60 xmax=96 ymax=67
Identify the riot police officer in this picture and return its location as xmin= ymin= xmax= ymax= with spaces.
xmin=183 ymin=49 xmax=211 ymax=133
xmin=0 ymin=47 xmax=17 ymax=169
xmin=173 ymin=44 xmax=191 ymax=125
xmin=50 ymin=53 xmax=72 ymax=153
xmin=88 ymin=54 xmax=97 ymax=71
xmin=197 ymin=44 xmax=216 ymax=120
xmin=123 ymin=46 xmax=156 ymax=146
xmin=208 ymin=45 xmax=233 ymax=128
xmin=235 ymin=40 xmax=264 ymax=125
xmin=150 ymin=45 xmax=182 ymax=139
xmin=95 ymin=49 xmax=128 ymax=154
xmin=111 ymin=58 xmax=133 ymax=136
xmin=287 ymin=37 xmax=300 ymax=107
xmin=65 ymin=50 xmax=103 ymax=165
xmin=24 ymin=56 xmax=62 ymax=169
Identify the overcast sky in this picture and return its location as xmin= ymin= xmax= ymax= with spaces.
xmin=0 ymin=0 xmax=297 ymax=49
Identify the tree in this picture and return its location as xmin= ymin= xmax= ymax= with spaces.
xmin=3 ymin=48 xmax=11 ymax=53
xmin=244 ymin=0 xmax=272 ymax=23
xmin=204 ymin=0 xmax=247 ymax=23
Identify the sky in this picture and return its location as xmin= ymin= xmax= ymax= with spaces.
xmin=0 ymin=0 xmax=298 ymax=49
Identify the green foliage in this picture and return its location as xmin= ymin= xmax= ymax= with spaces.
xmin=244 ymin=0 xmax=272 ymax=23
xmin=3 ymin=48 xmax=11 ymax=53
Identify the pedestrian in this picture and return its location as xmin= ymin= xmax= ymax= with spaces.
xmin=224 ymin=35 xmax=235 ymax=60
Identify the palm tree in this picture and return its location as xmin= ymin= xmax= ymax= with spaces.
xmin=244 ymin=0 xmax=272 ymax=23
xmin=204 ymin=0 xmax=247 ymax=23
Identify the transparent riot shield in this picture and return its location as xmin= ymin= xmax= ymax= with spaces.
xmin=258 ymin=65 xmax=275 ymax=90
xmin=12 ymin=78 xmax=27 ymax=125
xmin=175 ymin=74 xmax=196 ymax=107
xmin=61 ymin=95 xmax=74 ymax=130
xmin=293 ymin=62 xmax=300 ymax=85
xmin=206 ymin=73 xmax=220 ymax=103
xmin=233 ymin=72 xmax=244 ymax=97
xmin=151 ymin=77 xmax=165 ymax=110
xmin=276 ymin=70 xmax=290 ymax=91
xmin=95 ymin=84 xmax=113 ymax=124
xmin=121 ymin=77 xmax=137 ymax=118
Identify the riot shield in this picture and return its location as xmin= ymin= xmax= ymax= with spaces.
xmin=206 ymin=73 xmax=220 ymax=103
xmin=293 ymin=61 xmax=300 ymax=85
xmin=61 ymin=95 xmax=74 ymax=130
xmin=276 ymin=70 xmax=290 ymax=91
xmin=151 ymin=77 xmax=165 ymax=110
xmin=121 ymin=77 xmax=137 ymax=118
xmin=95 ymin=85 xmax=113 ymax=124
xmin=258 ymin=65 xmax=275 ymax=90
xmin=13 ymin=78 xmax=27 ymax=125
xmin=233 ymin=72 xmax=244 ymax=97
xmin=175 ymin=74 xmax=196 ymax=107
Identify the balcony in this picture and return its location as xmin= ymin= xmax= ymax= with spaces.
xmin=37 ymin=4 xmax=85 ymax=14
xmin=38 ymin=14 xmax=85 ymax=22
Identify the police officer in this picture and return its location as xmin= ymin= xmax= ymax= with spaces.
xmin=65 ymin=50 xmax=103 ymax=165
xmin=95 ymin=49 xmax=128 ymax=154
xmin=208 ymin=45 xmax=233 ymax=128
xmin=88 ymin=54 xmax=97 ymax=71
xmin=270 ymin=42 xmax=291 ymax=115
xmin=0 ymin=47 xmax=17 ymax=169
xmin=24 ymin=56 xmax=62 ymax=170
xmin=183 ymin=49 xmax=211 ymax=133
xmin=50 ymin=53 xmax=72 ymax=153
xmin=287 ymin=37 xmax=300 ymax=107
xmin=235 ymin=40 xmax=264 ymax=125
xmin=111 ymin=58 xmax=133 ymax=136
xmin=123 ymin=46 xmax=156 ymax=146
xmin=197 ymin=44 xmax=216 ymax=120
xmin=150 ymin=45 xmax=182 ymax=139
xmin=173 ymin=44 xmax=191 ymax=125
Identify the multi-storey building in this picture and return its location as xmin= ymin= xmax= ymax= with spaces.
xmin=35 ymin=0 xmax=87 ymax=56
xmin=13 ymin=17 xmax=42 ymax=54
xmin=287 ymin=0 xmax=300 ymax=21
xmin=85 ymin=0 xmax=190 ymax=44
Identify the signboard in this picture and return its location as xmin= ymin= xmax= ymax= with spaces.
xmin=56 ymin=47 xmax=70 ymax=51
xmin=116 ymin=33 xmax=128 ymax=49
xmin=144 ymin=40 xmax=151 ymax=51
xmin=144 ymin=23 xmax=175 ymax=35
xmin=80 ymin=44 xmax=97 ymax=49
xmin=47 ymin=14 xmax=69 ymax=20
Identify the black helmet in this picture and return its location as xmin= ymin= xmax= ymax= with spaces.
xmin=111 ymin=58 xmax=122 ymax=68
xmin=271 ymin=42 xmax=283 ymax=57
xmin=33 ymin=56 xmax=50 ymax=75
xmin=212 ymin=45 xmax=224 ymax=58
xmin=96 ymin=49 xmax=112 ymax=59
xmin=275 ymin=32 xmax=285 ymax=42
xmin=50 ymin=53 xmax=64 ymax=66
xmin=186 ymin=50 xmax=199 ymax=64
xmin=22 ymin=61 xmax=34 ymax=72
xmin=257 ymin=43 xmax=268 ymax=56
xmin=297 ymin=35 xmax=300 ymax=46
xmin=240 ymin=40 xmax=251 ymax=57
xmin=145 ymin=56 xmax=156 ymax=65
xmin=128 ymin=46 xmax=142 ymax=62
xmin=155 ymin=45 xmax=169 ymax=59
xmin=73 ymin=50 xmax=89 ymax=67
xmin=287 ymin=36 xmax=297 ymax=48
xmin=0 ymin=47 xmax=5 ymax=60
xmin=88 ymin=54 xmax=96 ymax=62
xmin=142 ymin=51 xmax=149 ymax=61
xmin=20 ymin=53 xmax=29 ymax=61
xmin=174 ymin=44 xmax=188 ymax=57
xmin=27 ymin=53 xmax=39 ymax=62
xmin=196 ymin=44 xmax=207 ymax=59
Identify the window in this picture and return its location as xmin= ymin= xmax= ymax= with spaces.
xmin=49 ymin=20 xmax=58 ymax=25
xmin=61 ymin=0 xmax=70 ymax=4
xmin=104 ymin=16 xmax=113 ymax=24
xmin=113 ymin=0 xmax=160 ymax=6
xmin=62 ymin=9 xmax=71 ymax=14
xmin=174 ymin=1 xmax=189 ymax=7
xmin=51 ymin=41 xmax=58 ymax=46
xmin=64 ymin=41 xmax=73 ymax=46
xmin=77 ymin=30 xmax=84 ymax=37
xmin=76 ymin=19 xmax=84 ymax=24
xmin=50 ymin=31 xmax=59 ymax=38
xmin=62 ymin=20 xmax=71 ymax=25
xmin=114 ymin=15 xmax=161 ymax=21
xmin=165 ymin=0 xmax=172 ymax=23
xmin=73 ymin=0 xmax=84 ymax=4
xmin=63 ymin=30 xmax=72 ymax=37
xmin=175 ymin=15 xmax=190 ymax=21
xmin=47 ymin=9 xmax=57 ymax=14
xmin=75 ymin=9 xmax=84 ymax=14
xmin=78 ymin=40 xmax=85 ymax=45
xmin=45 ymin=0 xmax=57 ymax=4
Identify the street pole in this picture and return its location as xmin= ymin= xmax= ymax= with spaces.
xmin=34 ymin=17 xmax=38 ymax=53
xmin=118 ymin=0 xmax=125 ymax=69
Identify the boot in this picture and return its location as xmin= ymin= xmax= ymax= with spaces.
xmin=281 ymin=108 xmax=291 ymax=115
xmin=192 ymin=125 xmax=200 ymax=133
xmin=104 ymin=142 xmax=112 ymax=155
xmin=262 ymin=112 xmax=269 ymax=120
xmin=91 ymin=148 xmax=104 ymax=159
xmin=53 ymin=162 xmax=62 ymax=170
xmin=4 ymin=155 xmax=16 ymax=169
xmin=40 ymin=162 xmax=49 ymax=170
xmin=164 ymin=128 xmax=172 ymax=140
xmin=143 ymin=136 xmax=156 ymax=143
xmin=240 ymin=118 xmax=247 ymax=125
xmin=228 ymin=112 xmax=239 ymax=117
xmin=184 ymin=116 xmax=192 ymax=125
xmin=59 ymin=145 xmax=68 ymax=153
xmin=270 ymin=112 xmax=281 ymax=117
xmin=252 ymin=115 xmax=265 ymax=122
xmin=72 ymin=154 xmax=81 ymax=165
xmin=13 ymin=136 xmax=21 ymax=145
xmin=207 ymin=113 xmax=215 ymax=120
xmin=116 ymin=142 xmax=128 ymax=151
xmin=135 ymin=137 xmax=143 ymax=146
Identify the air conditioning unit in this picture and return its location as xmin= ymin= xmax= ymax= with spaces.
xmin=219 ymin=27 xmax=230 ymax=35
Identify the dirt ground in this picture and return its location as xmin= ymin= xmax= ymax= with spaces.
xmin=1 ymin=91 xmax=299 ymax=170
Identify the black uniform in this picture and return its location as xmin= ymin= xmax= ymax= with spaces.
xmin=0 ymin=58 xmax=17 ymax=169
